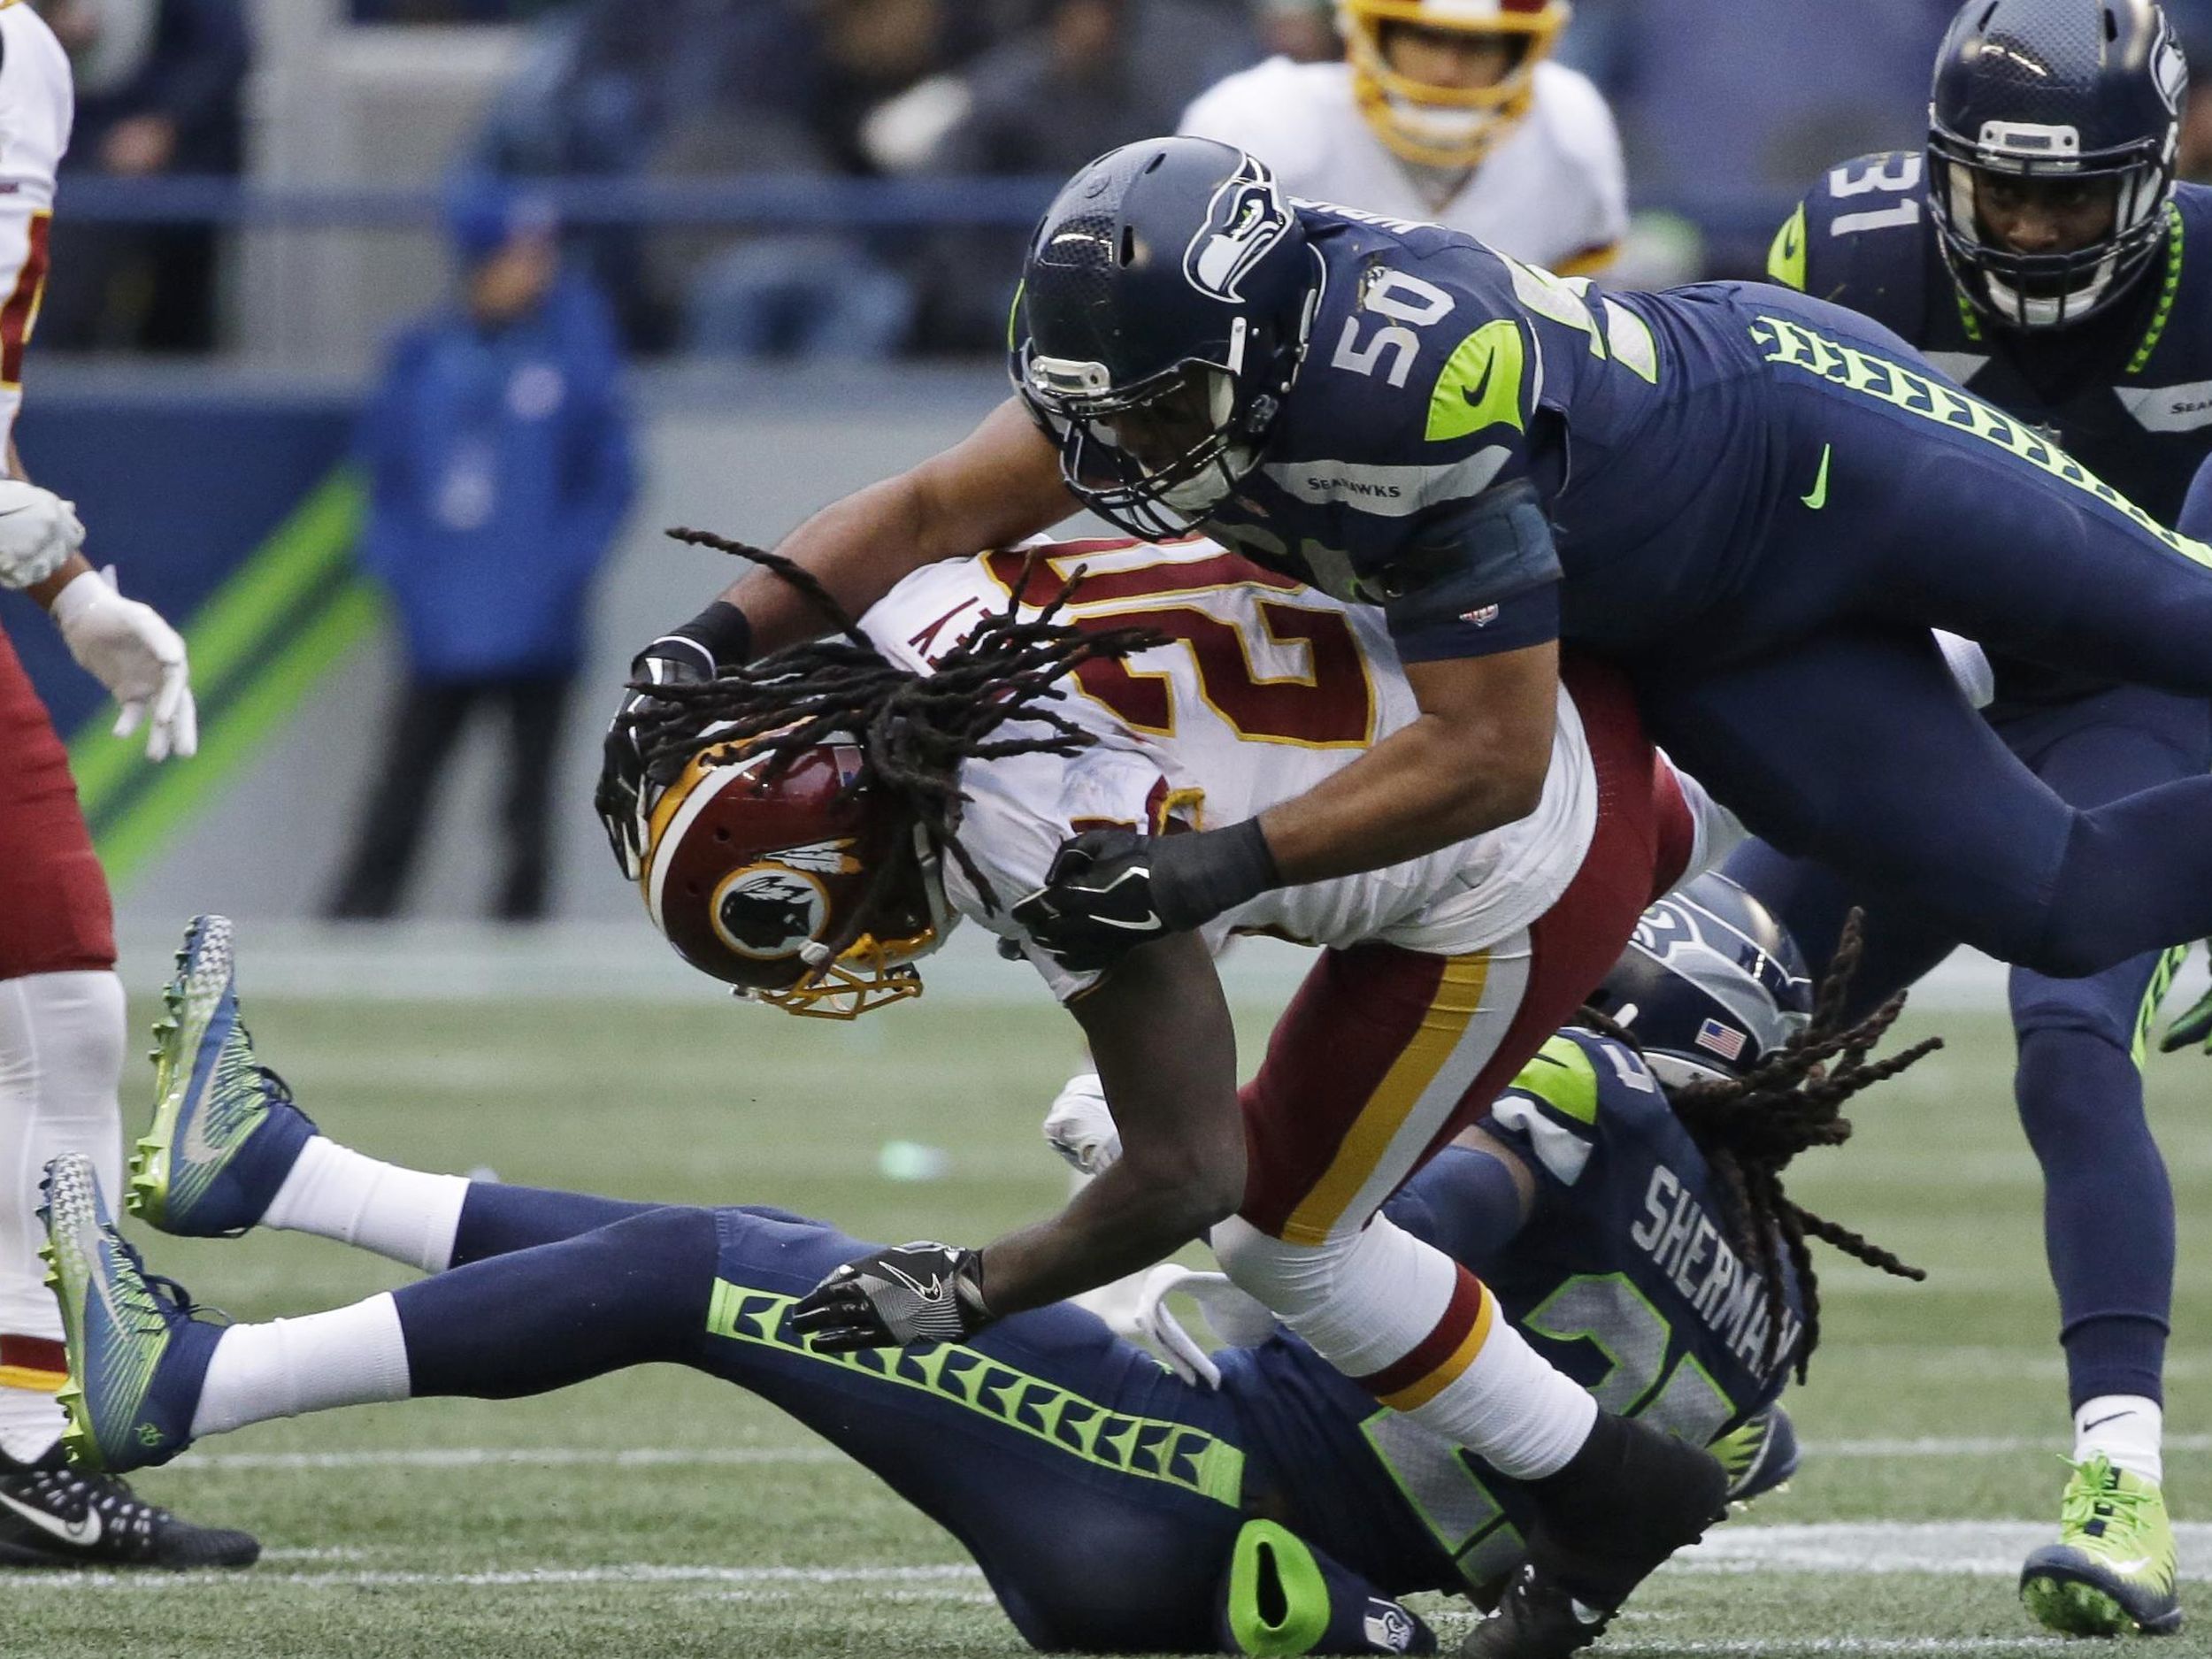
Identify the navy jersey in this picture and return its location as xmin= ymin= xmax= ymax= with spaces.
xmin=1216 ymin=1027 xmax=1798 ymax=1601
xmin=1202 ymin=202 xmax=1779 ymax=666
xmin=1770 ymin=153 xmax=2212 ymax=710
xmin=1199 ymin=198 xmax=2212 ymax=687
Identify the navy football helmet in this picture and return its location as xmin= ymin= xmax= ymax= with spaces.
xmin=1584 ymin=873 xmax=1816 ymax=1089
xmin=1928 ymin=0 xmax=2188 ymax=329
xmin=1010 ymin=138 xmax=1322 ymax=539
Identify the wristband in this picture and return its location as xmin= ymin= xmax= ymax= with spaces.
xmin=1152 ymin=818 xmax=1283 ymax=930
xmin=666 ymin=601 xmax=755 ymax=670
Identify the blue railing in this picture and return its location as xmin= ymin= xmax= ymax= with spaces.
xmin=54 ymin=173 xmax=1793 ymax=245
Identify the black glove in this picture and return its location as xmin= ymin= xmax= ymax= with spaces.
xmin=595 ymin=635 xmax=715 ymax=879
xmin=2158 ymin=943 xmax=2211 ymax=1053
xmin=791 ymin=1242 xmax=993 ymax=1350
xmin=1010 ymin=820 xmax=1281 ymax=973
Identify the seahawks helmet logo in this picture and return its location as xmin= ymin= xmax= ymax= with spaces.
xmin=2154 ymin=16 xmax=2189 ymax=117
xmin=712 ymin=866 xmax=830 ymax=961
xmin=1185 ymin=155 xmax=1292 ymax=303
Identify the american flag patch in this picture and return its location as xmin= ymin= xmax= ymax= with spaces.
xmin=1694 ymin=1018 xmax=1747 ymax=1061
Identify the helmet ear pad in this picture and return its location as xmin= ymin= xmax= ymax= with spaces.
xmin=643 ymin=742 xmax=947 ymax=1015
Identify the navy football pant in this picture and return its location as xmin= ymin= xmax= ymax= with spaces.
xmin=1726 ymin=682 xmax=2209 ymax=1408
xmin=1622 ymin=287 xmax=2212 ymax=978
xmin=395 ymin=1195 xmax=1246 ymax=1651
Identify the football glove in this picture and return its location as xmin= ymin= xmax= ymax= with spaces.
xmin=0 ymin=479 xmax=85 ymax=590
xmin=1011 ymin=820 xmax=1279 ymax=973
xmin=51 ymin=567 xmax=196 ymax=762
xmin=2158 ymin=947 xmax=2212 ymax=1054
xmin=594 ymin=634 xmax=715 ymax=879
xmin=1042 ymin=1071 xmax=1120 ymax=1177
xmin=792 ymin=1242 xmax=993 ymax=1350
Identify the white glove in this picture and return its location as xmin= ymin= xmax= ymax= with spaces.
xmin=0 ymin=479 xmax=84 ymax=590
xmin=1042 ymin=1071 xmax=1121 ymax=1176
xmin=1128 ymin=1265 xmax=1280 ymax=1390
xmin=51 ymin=568 xmax=196 ymax=761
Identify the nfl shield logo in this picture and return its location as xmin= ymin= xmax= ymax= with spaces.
xmin=1694 ymin=1018 xmax=1747 ymax=1062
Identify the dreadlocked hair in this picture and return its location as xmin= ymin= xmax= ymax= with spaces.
xmin=625 ymin=529 xmax=1165 ymax=961
xmin=1577 ymin=910 xmax=1939 ymax=1384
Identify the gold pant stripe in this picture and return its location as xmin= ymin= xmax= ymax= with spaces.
xmin=1279 ymin=953 xmax=1492 ymax=1245
xmin=0 ymin=1363 xmax=65 ymax=1393
xmin=1378 ymin=1286 xmax=1498 ymax=1414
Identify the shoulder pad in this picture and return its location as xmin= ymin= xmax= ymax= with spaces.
xmin=1783 ymin=151 xmax=1932 ymax=323
xmin=1509 ymin=1032 xmax=1602 ymax=1124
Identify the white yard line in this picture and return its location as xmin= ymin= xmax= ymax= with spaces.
xmin=1681 ymin=1521 xmax=2212 ymax=1578
xmin=169 ymin=1432 xmax=2212 ymax=1475
xmin=1 ymin=1563 xmax=988 ymax=1592
xmin=1807 ymin=1432 xmax=2212 ymax=1457
xmin=1603 ymin=1643 xmax=2070 ymax=1655
xmin=15 ymin=1522 xmax=2208 ymax=1595
xmin=178 ymin=1445 xmax=845 ymax=1471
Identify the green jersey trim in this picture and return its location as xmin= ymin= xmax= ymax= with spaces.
xmin=1427 ymin=319 xmax=1527 ymax=442
xmin=1750 ymin=311 xmax=2212 ymax=570
xmin=1768 ymin=204 xmax=1809 ymax=292
xmin=705 ymin=1282 xmax=1246 ymax=1506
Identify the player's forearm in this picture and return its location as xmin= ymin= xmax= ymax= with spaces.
xmin=979 ymin=1150 xmax=1243 ymax=1317
xmin=714 ymin=397 xmax=1075 ymax=659
xmin=1258 ymin=710 xmax=1547 ymax=883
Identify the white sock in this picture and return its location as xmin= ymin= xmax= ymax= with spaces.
xmin=1215 ymin=1215 xmax=1597 ymax=1479
xmin=189 ymin=1293 xmax=411 ymax=1438
xmin=1425 ymin=1315 xmax=1601 ymax=1480
xmin=0 ymin=971 xmax=127 ymax=1462
xmin=260 ymin=1137 xmax=469 ymax=1272
xmin=2075 ymin=1394 xmax=2162 ymax=1485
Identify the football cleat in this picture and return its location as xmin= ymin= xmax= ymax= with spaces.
xmin=1463 ymin=1413 xmax=1728 ymax=1656
xmin=1460 ymin=1563 xmax=1610 ymax=1659
xmin=39 ymin=1153 xmax=223 ymax=1475
xmin=131 ymin=914 xmax=317 ymax=1237
xmin=1712 ymin=1404 xmax=1800 ymax=1509
xmin=2020 ymin=1454 xmax=2182 ymax=1637
xmin=0 ymin=1442 xmax=257 ymax=1569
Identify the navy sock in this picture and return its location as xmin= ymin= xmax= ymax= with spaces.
xmin=396 ymin=1205 xmax=719 ymax=1398
xmin=2014 ymin=1028 xmax=2172 ymax=1407
xmin=449 ymin=1183 xmax=672 ymax=1267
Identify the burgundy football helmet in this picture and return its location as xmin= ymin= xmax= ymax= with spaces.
xmin=640 ymin=736 xmax=953 ymax=1019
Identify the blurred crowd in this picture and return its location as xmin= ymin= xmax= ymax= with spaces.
xmin=460 ymin=0 xmax=2212 ymax=357
xmin=24 ymin=0 xmax=2212 ymax=360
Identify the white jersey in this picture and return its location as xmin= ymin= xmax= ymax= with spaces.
xmin=0 ymin=2 xmax=69 ymax=460
xmin=861 ymin=536 xmax=1602 ymax=1002
xmin=1179 ymin=58 xmax=1624 ymax=275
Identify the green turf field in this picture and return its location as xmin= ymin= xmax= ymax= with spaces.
xmin=36 ymin=990 xmax=2212 ymax=1658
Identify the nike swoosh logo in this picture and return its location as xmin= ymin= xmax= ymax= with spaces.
xmin=2079 ymin=1411 xmax=2136 ymax=1434
xmin=1801 ymin=443 xmax=1832 ymax=511
xmin=178 ymin=1013 xmax=231 ymax=1172
xmin=1463 ymin=355 xmax=1499 ymax=411
xmin=0 ymin=1489 xmax=101 ymax=1547
xmin=2102 ymin=1556 xmax=2153 ymax=1574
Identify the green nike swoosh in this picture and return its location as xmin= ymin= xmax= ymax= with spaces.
xmin=1801 ymin=443 xmax=1832 ymax=511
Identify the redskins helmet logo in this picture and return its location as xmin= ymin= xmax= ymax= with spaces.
xmin=1185 ymin=154 xmax=1292 ymax=303
xmin=711 ymin=865 xmax=830 ymax=961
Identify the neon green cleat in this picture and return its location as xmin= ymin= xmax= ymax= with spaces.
xmin=1710 ymin=1404 xmax=1799 ymax=1510
xmin=131 ymin=914 xmax=316 ymax=1238
xmin=2020 ymin=1454 xmax=2182 ymax=1637
xmin=37 ymin=1153 xmax=220 ymax=1475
